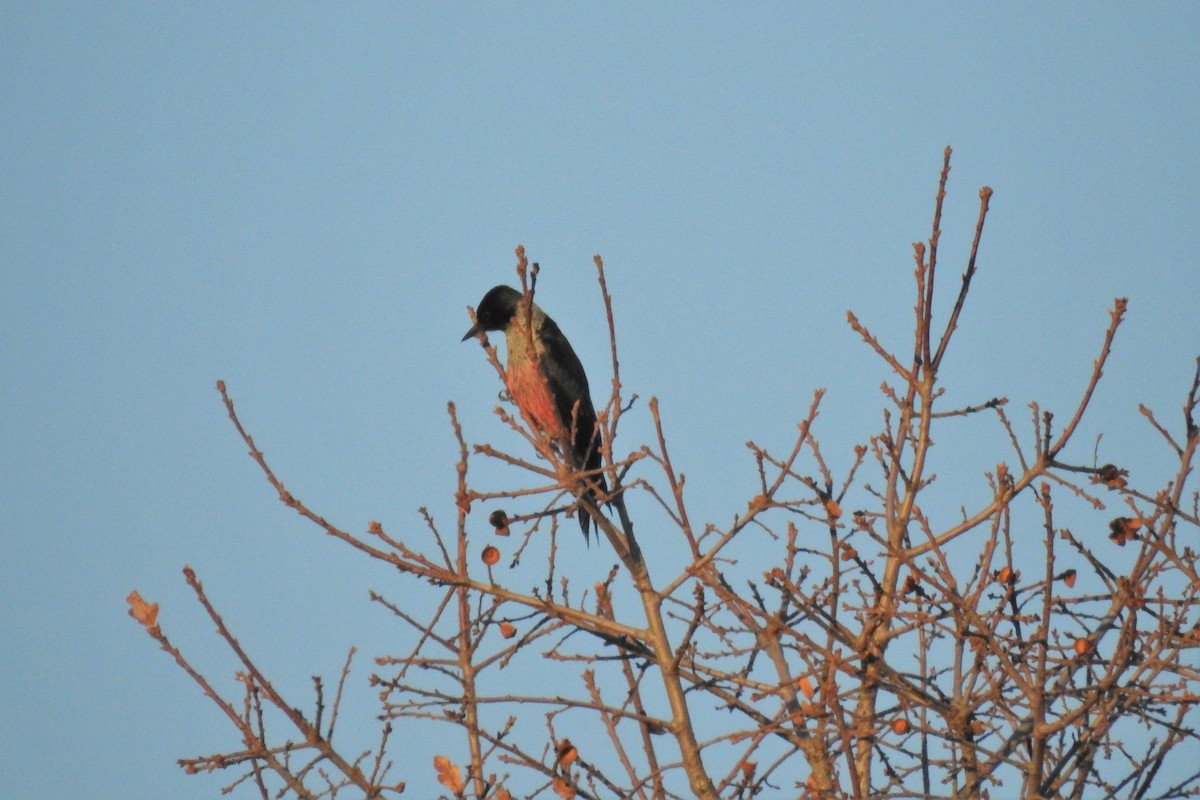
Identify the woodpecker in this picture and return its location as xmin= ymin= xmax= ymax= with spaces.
xmin=462 ymin=285 xmax=605 ymax=540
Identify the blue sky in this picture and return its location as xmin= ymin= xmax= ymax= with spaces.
xmin=2 ymin=5 xmax=1198 ymax=798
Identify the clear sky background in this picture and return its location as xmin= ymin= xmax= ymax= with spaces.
xmin=2 ymin=5 xmax=1198 ymax=798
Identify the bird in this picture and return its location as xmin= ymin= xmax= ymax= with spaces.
xmin=462 ymin=285 xmax=605 ymax=540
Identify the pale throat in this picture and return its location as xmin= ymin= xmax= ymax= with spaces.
xmin=501 ymin=306 xmax=547 ymax=366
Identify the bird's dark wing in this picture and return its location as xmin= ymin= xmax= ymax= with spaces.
xmin=538 ymin=313 xmax=606 ymax=542
xmin=539 ymin=314 xmax=606 ymax=490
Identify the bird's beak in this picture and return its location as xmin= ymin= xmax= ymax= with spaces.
xmin=461 ymin=323 xmax=483 ymax=342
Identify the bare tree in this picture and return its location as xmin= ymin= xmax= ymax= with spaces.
xmin=130 ymin=149 xmax=1200 ymax=799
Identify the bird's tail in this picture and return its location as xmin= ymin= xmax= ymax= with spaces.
xmin=576 ymin=430 xmax=607 ymax=543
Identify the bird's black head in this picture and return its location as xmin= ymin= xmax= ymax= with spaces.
xmin=462 ymin=285 xmax=523 ymax=341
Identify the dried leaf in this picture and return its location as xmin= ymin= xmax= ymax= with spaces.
xmin=902 ymin=575 xmax=927 ymax=598
xmin=126 ymin=591 xmax=159 ymax=630
xmin=797 ymin=675 xmax=815 ymax=699
xmin=489 ymin=509 xmax=510 ymax=536
xmin=555 ymin=739 xmax=577 ymax=767
xmin=1093 ymin=463 xmax=1128 ymax=490
xmin=499 ymin=622 xmax=517 ymax=639
xmin=551 ymin=777 xmax=575 ymax=798
xmin=824 ymin=498 xmax=842 ymax=518
xmin=433 ymin=755 xmax=464 ymax=794
xmin=1109 ymin=516 xmax=1141 ymax=545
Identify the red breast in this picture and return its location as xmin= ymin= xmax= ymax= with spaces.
xmin=505 ymin=357 xmax=567 ymax=439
